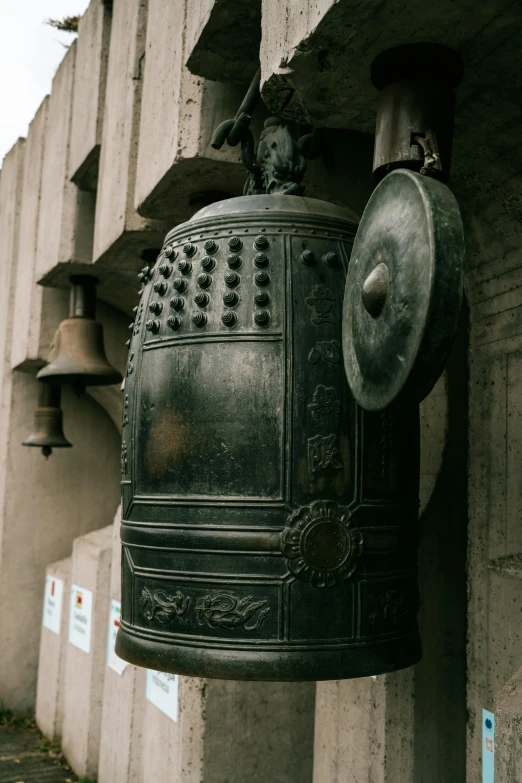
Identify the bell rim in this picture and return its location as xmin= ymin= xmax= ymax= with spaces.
xmin=115 ymin=624 xmax=421 ymax=681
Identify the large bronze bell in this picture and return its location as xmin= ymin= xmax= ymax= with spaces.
xmin=117 ymin=49 xmax=464 ymax=680
xmin=116 ymin=119 xmax=422 ymax=682
xmin=37 ymin=276 xmax=122 ymax=394
xmin=22 ymin=383 xmax=72 ymax=458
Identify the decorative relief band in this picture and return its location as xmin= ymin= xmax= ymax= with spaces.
xmin=139 ymin=587 xmax=270 ymax=632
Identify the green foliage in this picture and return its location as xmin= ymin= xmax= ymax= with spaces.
xmin=45 ymin=15 xmax=80 ymax=33
xmin=0 ymin=702 xmax=35 ymax=729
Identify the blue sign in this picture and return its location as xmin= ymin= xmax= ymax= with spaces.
xmin=482 ymin=709 xmax=495 ymax=783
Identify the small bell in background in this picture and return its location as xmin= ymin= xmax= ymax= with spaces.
xmin=37 ymin=275 xmax=122 ymax=396
xmin=22 ymin=382 xmax=72 ymax=459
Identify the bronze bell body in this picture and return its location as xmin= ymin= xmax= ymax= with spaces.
xmin=23 ymin=383 xmax=72 ymax=458
xmin=37 ymin=276 xmax=122 ymax=392
xmin=116 ymin=194 xmax=421 ymax=681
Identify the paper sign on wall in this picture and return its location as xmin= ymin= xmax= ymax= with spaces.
xmin=42 ymin=575 xmax=64 ymax=635
xmin=146 ymin=669 xmax=179 ymax=722
xmin=482 ymin=709 xmax=495 ymax=783
xmin=107 ymin=599 xmax=128 ymax=676
xmin=68 ymin=584 xmax=93 ymax=654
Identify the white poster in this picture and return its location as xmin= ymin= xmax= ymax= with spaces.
xmin=146 ymin=669 xmax=179 ymax=722
xmin=68 ymin=584 xmax=93 ymax=654
xmin=42 ymin=575 xmax=64 ymax=635
xmin=107 ymin=599 xmax=128 ymax=676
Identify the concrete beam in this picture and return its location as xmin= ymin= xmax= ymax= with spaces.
xmin=92 ymin=0 xmax=168 ymax=279
xmin=185 ymin=0 xmax=261 ymax=83
xmin=35 ymin=557 xmax=71 ymax=740
xmin=69 ymin=0 xmax=112 ymax=191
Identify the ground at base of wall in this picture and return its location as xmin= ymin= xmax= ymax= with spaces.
xmin=0 ymin=714 xmax=86 ymax=783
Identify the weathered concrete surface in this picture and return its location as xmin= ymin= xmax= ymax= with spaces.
xmin=98 ymin=509 xmax=145 ymax=783
xmin=93 ymin=0 xmax=167 ymax=276
xmin=496 ymin=665 xmax=522 ymax=781
xmin=0 ymin=137 xmax=123 ymax=715
xmin=141 ymin=677 xmax=315 ymax=783
xmin=35 ymin=557 xmax=71 ymax=741
xmin=61 ymin=525 xmax=112 ymax=780
xmin=34 ymin=44 xmax=78 ymax=283
xmin=134 ymin=0 xmax=254 ymax=223
xmin=260 ymin=0 xmax=522 ymax=157
xmin=457 ymin=167 xmax=522 ymax=781
xmin=185 ymin=0 xmax=261 ymax=83
xmin=0 ymin=139 xmax=25 ymax=396
xmin=0 ymin=375 xmax=121 ymax=712
xmin=10 ymin=99 xmax=54 ymax=372
xmin=69 ymin=0 xmax=112 ymax=191
xmin=312 ymin=357 xmax=465 ymax=783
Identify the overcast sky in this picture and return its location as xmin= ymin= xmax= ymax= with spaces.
xmin=0 ymin=1 xmax=90 ymax=164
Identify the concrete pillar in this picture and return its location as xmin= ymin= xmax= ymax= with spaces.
xmin=69 ymin=0 xmax=112 ymax=191
xmin=141 ymin=677 xmax=315 ymax=783
xmin=495 ymin=664 xmax=522 ymax=781
xmin=133 ymin=0 xmax=255 ymax=224
xmin=35 ymin=557 xmax=71 ymax=740
xmin=98 ymin=509 xmax=146 ymax=783
xmin=61 ymin=525 xmax=113 ymax=779
xmin=93 ymin=0 xmax=167 ymax=274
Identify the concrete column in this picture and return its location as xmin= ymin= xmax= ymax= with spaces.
xmin=495 ymin=664 xmax=522 ymax=780
xmin=141 ymin=676 xmax=315 ymax=783
xmin=98 ymin=509 xmax=146 ymax=783
xmin=93 ymin=0 xmax=167 ymax=273
xmin=35 ymin=557 xmax=72 ymax=740
xmin=69 ymin=0 xmax=112 ymax=191
xmin=61 ymin=525 xmax=113 ymax=779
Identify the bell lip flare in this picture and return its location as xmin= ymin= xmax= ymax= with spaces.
xmin=116 ymin=625 xmax=421 ymax=682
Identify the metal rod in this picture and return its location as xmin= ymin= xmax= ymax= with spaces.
xmin=69 ymin=275 xmax=98 ymax=319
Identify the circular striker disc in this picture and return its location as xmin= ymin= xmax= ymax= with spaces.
xmin=342 ymin=169 xmax=464 ymax=411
